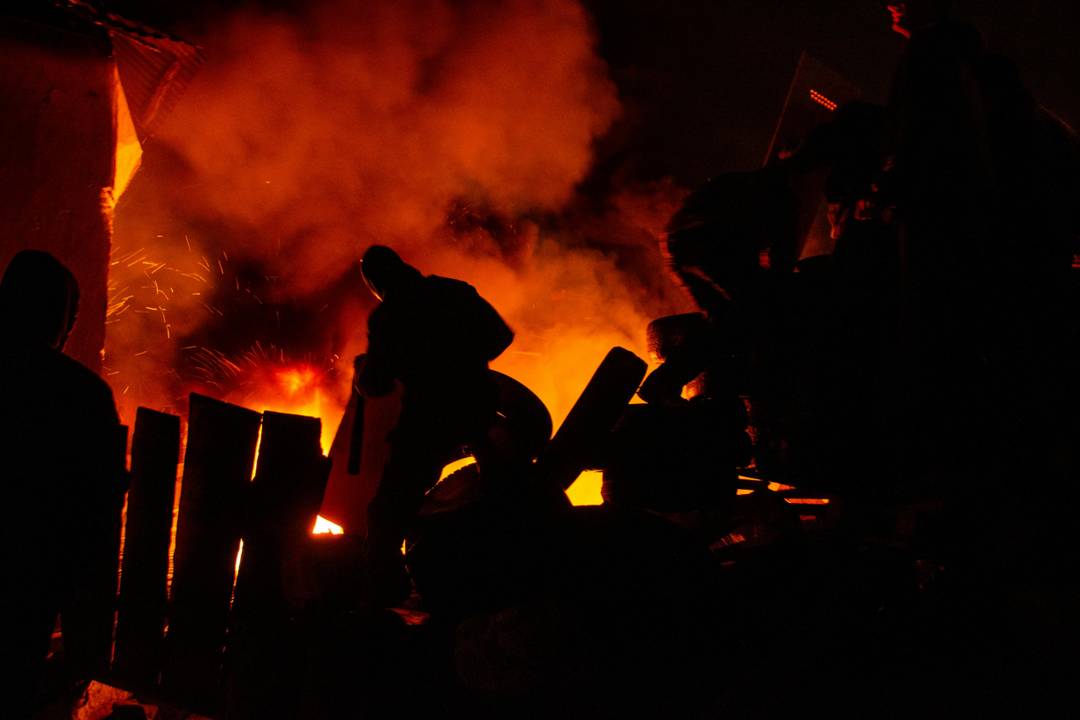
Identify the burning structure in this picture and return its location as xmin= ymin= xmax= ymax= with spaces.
xmin=6 ymin=0 xmax=1080 ymax=717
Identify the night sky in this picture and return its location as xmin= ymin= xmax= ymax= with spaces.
xmin=107 ymin=0 xmax=1080 ymax=190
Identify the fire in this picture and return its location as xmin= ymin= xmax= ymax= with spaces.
xmin=312 ymin=515 xmax=344 ymax=535
xmin=105 ymin=0 xmax=693 ymax=527
xmin=211 ymin=354 xmax=344 ymax=454
xmin=277 ymin=365 xmax=319 ymax=397
xmin=252 ymin=363 xmax=341 ymax=452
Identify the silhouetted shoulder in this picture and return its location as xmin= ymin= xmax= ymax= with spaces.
xmin=0 ymin=346 xmax=120 ymax=424
xmin=54 ymin=352 xmax=119 ymax=422
xmin=426 ymin=275 xmax=513 ymax=361
xmin=425 ymin=274 xmax=479 ymax=296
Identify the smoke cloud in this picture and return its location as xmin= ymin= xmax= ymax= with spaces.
xmin=108 ymin=0 xmax=691 ymax=431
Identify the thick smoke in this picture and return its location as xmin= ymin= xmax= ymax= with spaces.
xmin=157 ymin=0 xmax=618 ymax=293
xmin=109 ymin=0 xmax=691 ymax=430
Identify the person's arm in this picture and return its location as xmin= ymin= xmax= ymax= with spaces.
xmin=356 ymin=309 xmax=398 ymax=397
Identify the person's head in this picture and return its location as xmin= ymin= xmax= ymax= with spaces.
xmin=360 ymin=245 xmax=422 ymax=301
xmin=886 ymin=0 xmax=957 ymax=38
xmin=0 ymin=250 xmax=79 ymax=350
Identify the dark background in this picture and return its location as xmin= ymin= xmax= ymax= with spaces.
xmin=106 ymin=0 xmax=1080 ymax=188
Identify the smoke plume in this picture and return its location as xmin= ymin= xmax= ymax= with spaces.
xmin=109 ymin=0 xmax=691 ymax=435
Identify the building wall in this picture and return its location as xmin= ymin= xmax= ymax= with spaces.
xmin=0 ymin=16 xmax=116 ymax=372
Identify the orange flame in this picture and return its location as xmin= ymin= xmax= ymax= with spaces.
xmin=312 ymin=515 xmax=344 ymax=535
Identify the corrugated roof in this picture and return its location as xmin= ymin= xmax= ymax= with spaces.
xmin=2 ymin=0 xmax=205 ymax=140
xmin=108 ymin=25 xmax=204 ymax=140
xmin=69 ymin=1 xmax=206 ymax=140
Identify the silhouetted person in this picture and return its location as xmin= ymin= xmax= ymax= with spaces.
xmin=0 ymin=250 xmax=124 ymax=717
xmin=884 ymin=1 xmax=1078 ymax=511
xmin=358 ymin=245 xmax=513 ymax=605
xmin=785 ymin=101 xmax=903 ymax=500
xmin=880 ymin=7 xmax=1080 ymax=710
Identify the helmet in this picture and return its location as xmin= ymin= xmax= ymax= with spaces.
xmin=360 ymin=245 xmax=421 ymax=300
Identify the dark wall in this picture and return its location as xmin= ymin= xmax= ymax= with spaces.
xmin=0 ymin=16 xmax=116 ymax=371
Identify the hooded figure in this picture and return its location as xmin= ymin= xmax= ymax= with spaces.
xmin=358 ymin=245 xmax=513 ymax=605
xmin=0 ymin=250 xmax=124 ymax=716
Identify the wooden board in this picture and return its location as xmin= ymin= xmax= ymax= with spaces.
xmin=162 ymin=393 xmax=260 ymax=712
xmin=114 ymin=408 xmax=180 ymax=688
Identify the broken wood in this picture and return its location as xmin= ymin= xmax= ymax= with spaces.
xmin=161 ymin=393 xmax=260 ymax=713
xmin=114 ymin=408 xmax=180 ymax=689
xmin=228 ymin=411 xmax=326 ymax=720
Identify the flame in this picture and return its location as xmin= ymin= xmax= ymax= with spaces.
xmin=250 ymin=363 xmax=339 ymax=452
xmin=277 ymin=365 xmax=319 ymax=397
xmin=105 ymin=0 xmax=694 ymax=523
xmin=209 ymin=354 xmax=342 ymax=454
xmin=312 ymin=515 xmax=344 ymax=535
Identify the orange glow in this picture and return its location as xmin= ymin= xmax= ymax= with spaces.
xmin=736 ymin=488 xmax=755 ymax=496
xmin=105 ymin=1 xmax=697 ymax=531
xmin=277 ymin=365 xmax=318 ymax=397
xmin=566 ymin=469 xmax=604 ymax=506
xmin=809 ymin=89 xmax=838 ymax=111
xmin=709 ymin=532 xmax=747 ymax=551
xmin=389 ymin=608 xmax=431 ymax=626
xmin=784 ymin=498 xmax=830 ymax=505
xmin=241 ymin=361 xmax=338 ymax=453
xmin=767 ymin=481 xmax=796 ymax=493
xmin=312 ymin=515 xmax=344 ymax=535
xmin=439 ymin=456 xmax=478 ymax=482
xmin=111 ymin=66 xmax=142 ymax=204
xmin=234 ymin=540 xmax=244 ymax=579
xmin=105 ymin=0 xmax=692 ymax=443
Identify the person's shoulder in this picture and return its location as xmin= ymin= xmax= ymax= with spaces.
xmin=54 ymin=352 xmax=119 ymax=415
xmin=426 ymin=274 xmax=473 ymax=289
xmin=426 ymin=274 xmax=479 ymax=298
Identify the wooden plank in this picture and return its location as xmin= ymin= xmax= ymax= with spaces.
xmin=114 ymin=408 xmax=180 ymax=688
xmin=161 ymin=393 xmax=260 ymax=713
xmin=233 ymin=410 xmax=325 ymax=617
xmin=227 ymin=411 xmax=326 ymax=720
